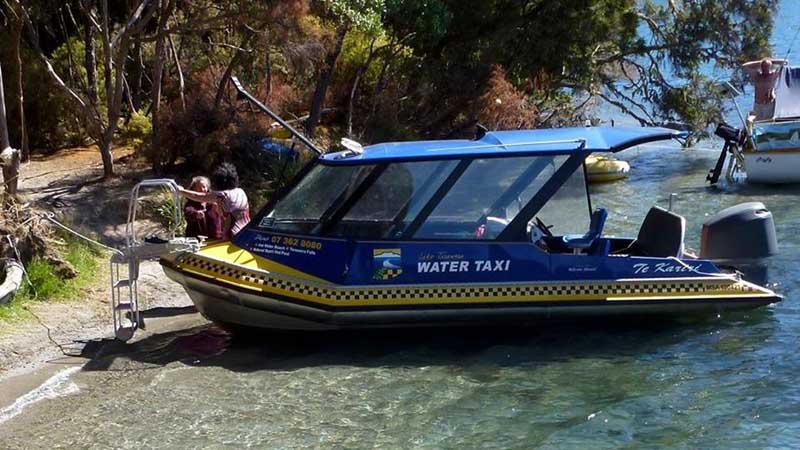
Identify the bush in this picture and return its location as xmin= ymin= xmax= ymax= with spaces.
xmin=474 ymin=65 xmax=539 ymax=131
xmin=0 ymin=232 xmax=103 ymax=324
xmin=142 ymin=191 xmax=184 ymax=232
xmin=120 ymin=110 xmax=153 ymax=152
xmin=156 ymin=69 xmax=310 ymax=208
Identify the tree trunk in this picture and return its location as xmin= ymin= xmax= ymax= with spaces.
xmin=84 ymin=1 xmax=98 ymax=104
xmin=0 ymin=63 xmax=10 ymax=150
xmin=0 ymin=63 xmax=20 ymax=194
xmin=213 ymin=33 xmax=254 ymax=112
xmin=307 ymin=25 xmax=347 ymax=137
xmin=130 ymin=36 xmax=143 ymax=111
xmin=101 ymin=0 xmax=112 ymax=109
xmin=168 ymin=33 xmax=185 ymax=111
xmin=264 ymin=30 xmax=272 ymax=101
xmin=13 ymin=9 xmax=29 ymax=162
xmin=0 ymin=148 xmax=20 ymax=195
xmin=99 ymin=132 xmax=114 ymax=178
xmin=347 ymin=38 xmax=378 ymax=137
xmin=150 ymin=0 xmax=176 ymax=174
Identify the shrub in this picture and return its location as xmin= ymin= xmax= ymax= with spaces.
xmin=0 ymin=232 xmax=103 ymax=324
xmin=474 ymin=65 xmax=539 ymax=131
xmin=121 ymin=110 xmax=153 ymax=151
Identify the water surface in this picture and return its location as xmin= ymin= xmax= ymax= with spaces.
xmin=2 ymin=142 xmax=800 ymax=450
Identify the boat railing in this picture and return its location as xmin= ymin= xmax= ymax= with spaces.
xmin=111 ymin=179 xmax=201 ymax=341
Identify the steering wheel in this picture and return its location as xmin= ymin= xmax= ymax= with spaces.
xmin=529 ymin=217 xmax=553 ymax=251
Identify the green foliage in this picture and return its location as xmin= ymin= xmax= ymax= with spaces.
xmin=140 ymin=191 xmax=185 ymax=234
xmin=0 ymin=233 xmax=103 ymax=325
xmin=48 ymin=37 xmax=110 ymax=145
xmin=328 ymin=0 xmax=386 ymax=34
xmin=0 ymin=0 xmax=779 ymax=157
xmin=121 ymin=110 xmax=153 ymax=152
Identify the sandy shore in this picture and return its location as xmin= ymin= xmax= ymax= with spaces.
xmin=0 ymin=147 xmax=206 ymax=409
xmin=0 ymin=259 xmax=204 ymax=409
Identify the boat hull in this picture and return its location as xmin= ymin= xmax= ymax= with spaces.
xmin=162 ymin=258 xmax=779 ymax=332
xmin=743 ymin=150 xmax=800 ymax=183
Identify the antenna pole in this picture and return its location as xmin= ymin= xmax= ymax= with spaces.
xmin=230 ymin=76 xmax=323 ymax=155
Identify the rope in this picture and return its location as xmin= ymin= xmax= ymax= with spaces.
xmin=784 ymin=23 xmax=800 ymax=61
xmin=40 ymin=213 xmax=122 ymax=255
xmin=22 ymin=304 xmax=80 ymax=357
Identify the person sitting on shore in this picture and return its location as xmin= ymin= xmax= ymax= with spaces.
xmin=179 ymin=163 xmax=250 ymax=239
xmin=742 ymin=57 xmax=788 ymax=120
xmin=183 ymin=176 xmax=223 ymax=240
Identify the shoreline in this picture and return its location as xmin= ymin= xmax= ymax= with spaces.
xmin=0 ymin=261 xmax=200 ymax=409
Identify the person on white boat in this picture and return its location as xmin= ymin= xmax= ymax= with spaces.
xmin=742 ymin=57 xmax=788 ymax=120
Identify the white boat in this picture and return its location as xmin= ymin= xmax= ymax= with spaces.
xmin=743 ymin=119 xmax=800 ymax=183
xmin=709 ymin=64 xmax=800 ymax=184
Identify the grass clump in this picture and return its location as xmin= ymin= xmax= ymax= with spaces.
xmin=0 ymin=232 xmax=104 ymax=325
xmin=141 ymin=191 xmax=185 ymax=233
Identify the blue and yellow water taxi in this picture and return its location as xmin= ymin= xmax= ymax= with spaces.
xmin=159 ymin=125 xmax=781 ymax=331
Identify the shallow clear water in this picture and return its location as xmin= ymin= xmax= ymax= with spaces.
xmin=2 ymin=144 xmax=800 ymax=450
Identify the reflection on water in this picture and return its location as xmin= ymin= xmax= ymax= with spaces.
xmin=1 ymin=144 xmax=800 ymax=449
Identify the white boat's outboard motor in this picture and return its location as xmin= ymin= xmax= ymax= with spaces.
xmin=700 ymin=202 xmax=777 ymax=285
xmin=707 ymin=122 xmax=747 ymax=185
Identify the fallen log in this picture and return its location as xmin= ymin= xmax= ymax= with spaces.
xmin=0 ymin=258 xmax=23 ymax=304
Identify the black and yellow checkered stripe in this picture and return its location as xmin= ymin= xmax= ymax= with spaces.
xmin=174 ymin=253 xmax=767 ymax=307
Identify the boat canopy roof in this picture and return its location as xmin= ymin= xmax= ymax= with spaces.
xmin=320 ymin=126 xmax=685 ymax=164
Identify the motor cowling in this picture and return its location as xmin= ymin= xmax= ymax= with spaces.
xmin=714 ymin=122 xmax=746 ymax=145
xmin=700 ymin=202 xmax=777 ymax=284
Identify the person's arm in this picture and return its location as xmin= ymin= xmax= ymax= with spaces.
xmin=178 ymin=186 xmax=219 ymax=204
xmin=184 ymin=203 xmax=202 ymax=218
xmin=772 ymin=59 xmax=789 ymax=66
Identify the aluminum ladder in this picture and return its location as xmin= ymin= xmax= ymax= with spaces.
xmin=111 ymin=179 xmax=200 ymax=341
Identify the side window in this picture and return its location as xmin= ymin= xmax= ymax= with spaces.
xmin=263 ymin=164 xmax=370 ymax=234
xmin=330 ymin=160 xmax=459 ymax=238
xmin=413 ymin=156 xmax=564 ymax=239
xmin=534 ymin=163 xmax=591 ymax=236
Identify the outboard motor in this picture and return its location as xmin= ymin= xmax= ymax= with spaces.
xmin=707 ymin=122 xmax=747 ymax=184
xmin=700 ymin=202 xmax=777 ymax=285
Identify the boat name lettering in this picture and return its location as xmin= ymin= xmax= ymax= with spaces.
xmin=632 ymin=262 xmax=701 ymax=274
xmin=418 ymin=251 xmax=465 ymax=261
xmin=417 ymin=259 xmax=510 ymax=273
xmin=568 ymin=266 xmax=598 ymax=273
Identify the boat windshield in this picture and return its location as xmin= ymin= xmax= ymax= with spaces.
xmin=258 ymin=155 xmax=590 ymax=241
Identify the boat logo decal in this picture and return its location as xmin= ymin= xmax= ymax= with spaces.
xmin=373 ymin=248 xmax=403 ymax=280
xmin=755 ymin=156 xmax=773 ymax=163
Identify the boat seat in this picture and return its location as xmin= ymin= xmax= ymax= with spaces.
xmin=562 ymin=208 xmax=607 ymax=253
xmin=627 ymin=206 xmax=686 ymax=257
